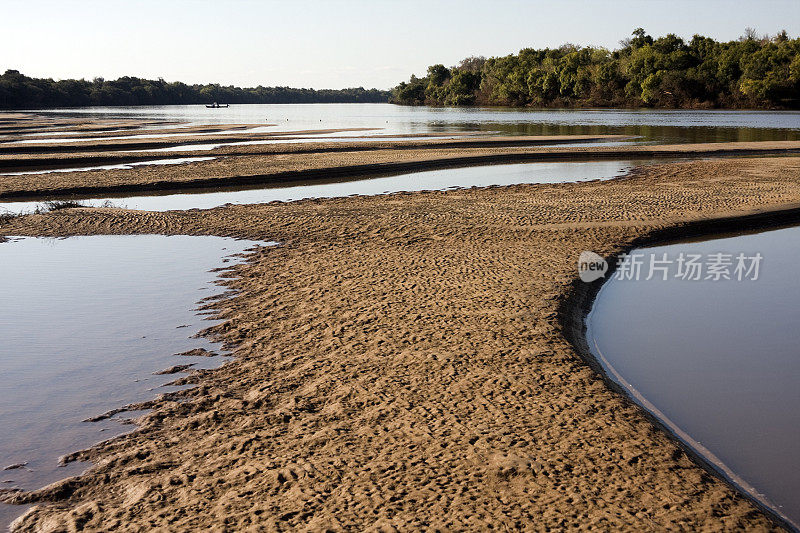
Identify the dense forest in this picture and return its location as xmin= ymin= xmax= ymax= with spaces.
xmin=0 ymin=71 xmax=391 ymax=108
xmin=391 ymin=29 xmax=800 ymax=109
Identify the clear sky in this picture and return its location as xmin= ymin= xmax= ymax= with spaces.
xmin=2 ymin=0 xmax=799 ymax=89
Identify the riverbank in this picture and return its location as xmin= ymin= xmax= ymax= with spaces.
xmin=2 ymin=155 xmax=800 ymax=530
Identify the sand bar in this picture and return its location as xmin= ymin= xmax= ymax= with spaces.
xmin=2 ymin=155 xmax=799 ymax=530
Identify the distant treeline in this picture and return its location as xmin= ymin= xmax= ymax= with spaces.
xmin=0 ymin=70 xmax=391 ymax=108
xmin=391 ymin=29 xmax=800 ymax=109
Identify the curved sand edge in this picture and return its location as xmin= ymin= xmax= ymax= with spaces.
xmin=559 ymin=208 xmax=800 ymax=532
xmin=2 ymin=156 xmax=800 ymax=530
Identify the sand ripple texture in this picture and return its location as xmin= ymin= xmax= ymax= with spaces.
xmin=2 ymin=156 xmax=800 ymax=530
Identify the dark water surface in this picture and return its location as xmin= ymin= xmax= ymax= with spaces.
xmin=0 ymin=235 xmax=266 ymax=530
xmin=587 ymin=225 xmax=800 ymax=528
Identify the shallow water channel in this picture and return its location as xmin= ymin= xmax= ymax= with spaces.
xmin=586 ymin=225 xmax=800 ymax=527
xmin=0 ymin=160 xmax=637 ymax=214
xmin=0 ymin=235 xmax=267 ymax=529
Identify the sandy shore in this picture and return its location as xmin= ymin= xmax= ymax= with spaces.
xmin=1 ymin=137 xmax=799 ymax=200
xmin=0 ymin=136 xmax=629 ymax=177
xmin=0 ymin=123 xmax=268 ymax=143
xmin=2 ymin=155 xmax=799 ymax=530
xmin=0 ymin=135 xmax=626 ymax=170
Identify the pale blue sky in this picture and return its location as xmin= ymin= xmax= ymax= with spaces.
xmin=2 ymin=0 xmax=799 ymax=89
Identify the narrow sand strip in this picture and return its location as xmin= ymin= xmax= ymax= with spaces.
xmin=1 ymin=140 xmax=799 ymax=201
xmin=0 ymin=135 xmax=627 ymax=173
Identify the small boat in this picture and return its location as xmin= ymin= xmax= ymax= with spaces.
xmin=205 ymin=102 xmax=229 ymax=108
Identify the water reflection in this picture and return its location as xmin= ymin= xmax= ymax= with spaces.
xmin=34 ymin=104 xmax=800 ymax=144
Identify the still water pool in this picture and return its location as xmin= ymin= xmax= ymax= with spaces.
xmin=587 ymin=225 xmax=800 ymax=528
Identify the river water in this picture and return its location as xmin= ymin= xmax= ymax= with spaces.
xmin=586 ymin=225 xmax=800 ymax=528
xmin=0 ymin=235 xmax=267 ymax=530
xmin=31 ymin=104 xmax=800 ymax=143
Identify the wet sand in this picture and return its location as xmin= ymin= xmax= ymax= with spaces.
xmin=2 ymin=155 xmax=800 ymax=530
